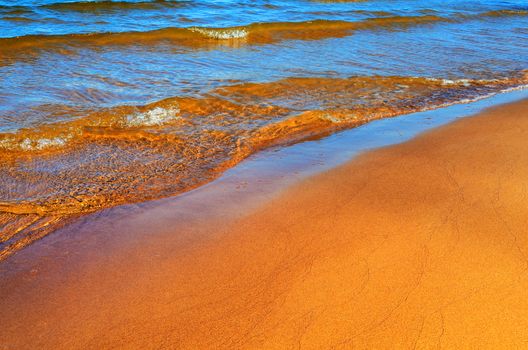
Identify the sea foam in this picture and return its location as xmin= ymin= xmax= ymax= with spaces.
xmin=189 ymin=27 xmax=249 ymax=40
xmin=126 ymin=106 xmax=181 ymax=127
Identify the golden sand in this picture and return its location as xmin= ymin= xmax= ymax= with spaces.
xmin=1 ymin=100 xmax=528 ymax=348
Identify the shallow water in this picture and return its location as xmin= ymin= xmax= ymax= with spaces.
xmin=1 ymin=0 xmax=528 ymax=259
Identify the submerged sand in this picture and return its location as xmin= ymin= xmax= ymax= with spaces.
xmin=2 ymin=99 xmax=528 ymax=348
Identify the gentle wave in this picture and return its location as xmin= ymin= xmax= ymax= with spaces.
xmin=3 ymin=8 xmax=527 ymax=62
xmin=40 ymin=0 xmax=189 ymax=12
xmin=2 ymin=73 xmax=527 ymax=154
xmin=459 ymin=9 xmax=528 ymax=19
xmin=0 ymin=16 xmax=33 ymax=22
xmin=0 ymin=5 xmax=32 ymax=13
xmin=2 ymin=71 xmax=527 ymax=195
xmin=126 ymin=105 xmax=182 ymax=127
xmin=1 ymin=71 xmax=527 ymax=260
xmin=0 ymin=0 xmax=188 ymax=13
xmin=188 ymin=27 xmax=249 ymax=40
xmin=0 ymin=15 xmax=445 ymax=60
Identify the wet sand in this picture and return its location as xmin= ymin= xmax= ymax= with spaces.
xmin=2 ymin=99 xmax=528 ymax=349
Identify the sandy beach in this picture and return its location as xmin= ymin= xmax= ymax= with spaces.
xmin=2 ymin=0 xmax=528 ymax=348
xmin=1 ymin=99 xmax=527 ymax=348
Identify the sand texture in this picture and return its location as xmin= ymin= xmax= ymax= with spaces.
xmin=2 ymin=100 xmax=528 ymax=349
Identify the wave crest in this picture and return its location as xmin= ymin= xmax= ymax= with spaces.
xmin=126 ymin=105 xmax=181 ymax=127
xmin=0 ymin=15 xmax=445 ymax=61
xmin=189 ymin=27 xmax=249 ymax=40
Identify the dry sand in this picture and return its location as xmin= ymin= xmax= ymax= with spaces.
xmin=2 ymin=99 xmax=528 ymax=349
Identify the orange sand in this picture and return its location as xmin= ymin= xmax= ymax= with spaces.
xmin=2 ymin=100 xmax=528 ymax=349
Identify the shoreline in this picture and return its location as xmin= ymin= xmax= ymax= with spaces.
xmin=1 ymin=86 xmax=527 ymax=262
xmin=2 ymin=96 xmax=528 ymax=348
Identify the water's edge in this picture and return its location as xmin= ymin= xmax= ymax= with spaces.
xmin=2 ymin=87 xmax=527 ymax=266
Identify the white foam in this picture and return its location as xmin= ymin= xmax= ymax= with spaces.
xmin=0 ymin=136 xmax=69 ymax=151
xmin=422 ymin=77 xmax=473 ymax=86
xmin=23 ymin=137 xmax=68 ymax=150
xmin=423 ymin=77 xmax=502 ymax=87
xmin=126 ymin=105 xmax=181 ymax=127
xmin=189 ymin=27 xmax=249 ymax=39
xmin=441 ymin=78 xmax=471 ymax=86
xmin=320 ymin=113 xmax=343 ymax=123
xmin=413 ymin=84 xmax=528 ymax=113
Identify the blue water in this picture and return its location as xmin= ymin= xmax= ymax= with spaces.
xmin=1 ymin=0 xmax=527 ymax=130
xmin=0 ymin=0 xmax=527 ymax=259
xmin=1 ymin=0 xmax=527 ymax=37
